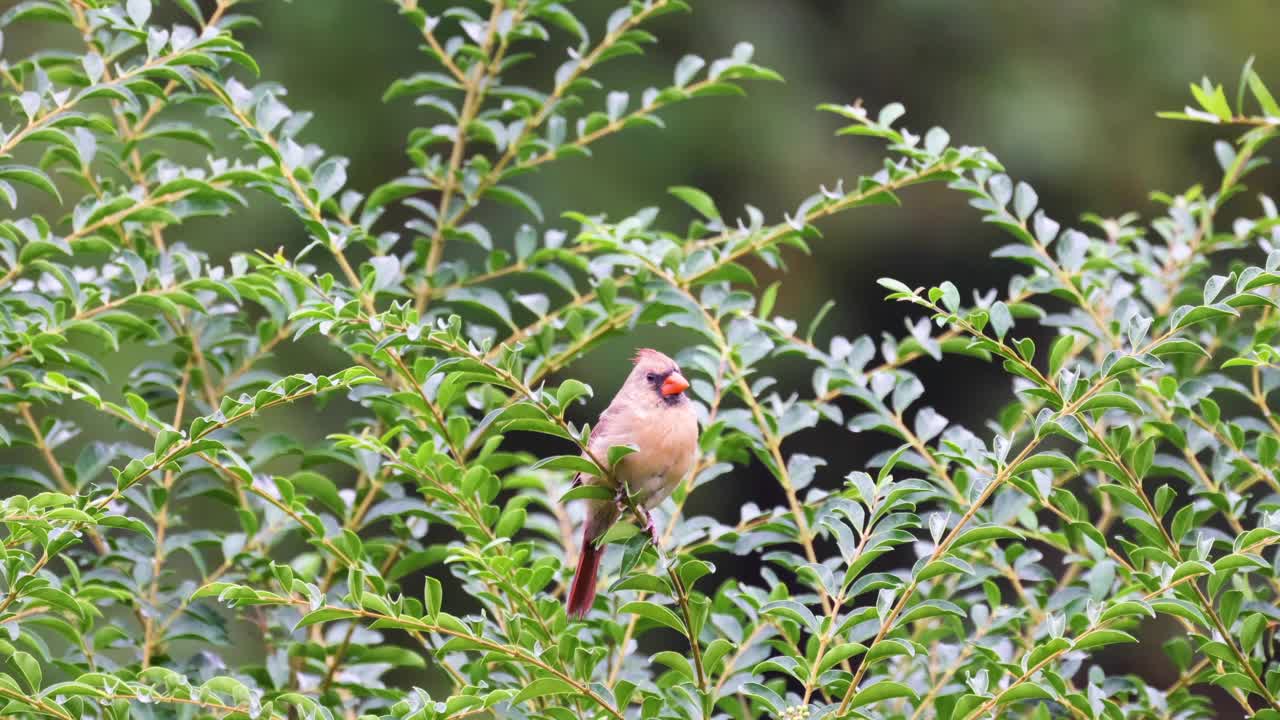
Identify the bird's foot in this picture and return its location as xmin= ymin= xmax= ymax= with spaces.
xmin=614 ymin=486 xmax=659 ymax=545
xmin=641 ymin=508 xmax=659 ymax=545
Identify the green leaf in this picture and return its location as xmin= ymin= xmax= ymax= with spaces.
xmin=555 ymin=379 xmax=592 ymax=409
xmin=1099 ymin=601 xmax=1154 ymax=623
xmin=483 ymin=185 xmax=543 ymax=222
xmin=291 ymin=471 xmax=344 ymax=515
xmin=618 ymin=600 xmax=686 ymax=634
xmin=1213 ymin=672 xmax=1262 ymax=696
xmin=1011 ymin=451 xmax=1077 ymax=475
xmin=126 ymin=392 xmax=150 ymax=420
xmin=1080 ymin=392 xmax=1142 ymax=414
xmin=950 ymin=525 xmax=1024 ymax=550
xmin=511 ymin=677 xmax=577 ymax=705
xmin=295 ymin=608 xmax=362 ymax=629
xmin=1171 ymin=559 xmax=1213 ymax=583
xmin=650 ymin=651 xmax=695 ymax=681
xmin=0 ymin=164 xmax=61 ymax=202
xmin=696 ymin=261 xmax=757 ymax=286
xmin=1049 ymin=334 xmax=1075 ymax=375
xmin=807 ymin=300 xmax=837 ymax=343
xmin=915 ymin=556 xmax=973 ymax=582
xmin=383 ymin=71 xmax=463 ymax=102
xmin=1150 ymin=338 xmax=1210 ymax=357
xmin=611 ymin=574 xmax=671 ymax=594
xmin=668 ymin=185 xmax=721 ymax=222
xmin=606 ymin=444 xmax=638 ymax=467
xmin=1248 ymin=70 xmax=1280 ymax=117
xmin=12 ymin=651 xmax=41 ymax=692
xmin=618 ymin=532 xmax=652 ymax=577
xmin=1190 ymin=80 xmax=1232 ymax=120
xmin=677 ymin=558 xmax=714 ymax=588
xmin=47 ymin=507 xmax=94 ymax=523
xmin=494 ymin=506 xmax=526 ymax=538
xmin=365 ymin=176 xmax=432 ymax=212
xmin=761 ymin=599 xmax=818 ymax=633
xmin=1174 ymin=303 xmax=1237 ymax=329
xmin=741 ymin=682 xmax=785 ymax=713
xmin=560 ymin=484 xmax=614 ymax=502
xmin=1073 ymin=629 xmax=1137 ymax=651
xmin=865 ymin=638 xmax=914 ymax=663
xmin=895 ymin=599 xmax=965 ymax=625
xmin=1215 ymin=553 xmax=1269 ymax=574
xmin=312 ymin=157 xmax=347 ymax=202
xmin=703 ymin=638 xmax=735 ymax=673
xmin=818 ymin=642 xmax=867 ymax=674
xmin=877 ymin=277 xmax=916 ymax=297
xmin=759 ymin=281 xmax=780 ymax=318
xmin=847 ymin=680 xmax=918 ymax=710
xmin=96 ymin=515 xmax=154 ymax=539
xmin=989 ymin=301 xmax=1012 ymax=339
xmin=998 ymin=682 xmax=1052 ymax=703
xmin=423 ymin=576 xmax=442 ymax=618
xmin=531 ymin=455 xmax=600 ymax=476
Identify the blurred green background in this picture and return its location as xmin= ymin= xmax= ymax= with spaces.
xmin=10 ymin=1 xmax=1280 ymax=713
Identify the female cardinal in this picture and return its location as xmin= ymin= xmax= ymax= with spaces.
xmin=565 ymin=348 xmax=699 ymax=618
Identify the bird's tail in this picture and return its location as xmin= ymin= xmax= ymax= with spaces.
xmin=567 ymin=522 xmax=604 ymax=619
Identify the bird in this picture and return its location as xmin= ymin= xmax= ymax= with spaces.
xmin=565 ymin=348 xmax=699 ymax=619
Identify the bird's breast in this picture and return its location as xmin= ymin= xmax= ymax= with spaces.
xmin=614 ymin=405 xmax=698 ymax=507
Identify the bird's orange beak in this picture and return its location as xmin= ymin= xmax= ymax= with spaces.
xmin=661 ymin=372 xmax=689 ymax=396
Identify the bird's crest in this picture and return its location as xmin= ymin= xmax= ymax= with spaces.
xmin=632 ymin=348 xmax=670 ymax=366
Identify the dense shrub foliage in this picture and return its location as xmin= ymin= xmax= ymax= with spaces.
xmin=3 ymin=1 xmax=1280 ymax=718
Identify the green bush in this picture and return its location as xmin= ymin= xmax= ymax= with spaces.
xmin=3 ymin=1 xmax=1280 ymax=719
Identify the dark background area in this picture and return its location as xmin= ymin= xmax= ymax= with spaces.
xmin=9 ymin=1 xmax=1280 ymax=714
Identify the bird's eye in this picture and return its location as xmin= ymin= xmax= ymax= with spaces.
xmin=645 ymin=372 xmax=658 ymax=382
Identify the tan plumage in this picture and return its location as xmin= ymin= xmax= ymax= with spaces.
xmin=565 ymin=348 xmax=699 ymax=618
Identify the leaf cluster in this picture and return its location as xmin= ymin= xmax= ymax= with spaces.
xmin=2 ymin=2 xmax=1280 ymax=719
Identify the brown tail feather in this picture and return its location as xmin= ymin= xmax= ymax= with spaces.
xmin=567 ymin=527 xmax=603 ymax=618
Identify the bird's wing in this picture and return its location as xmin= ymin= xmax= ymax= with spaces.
xmin=571 ymin=403 xmax=621 ymax=488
